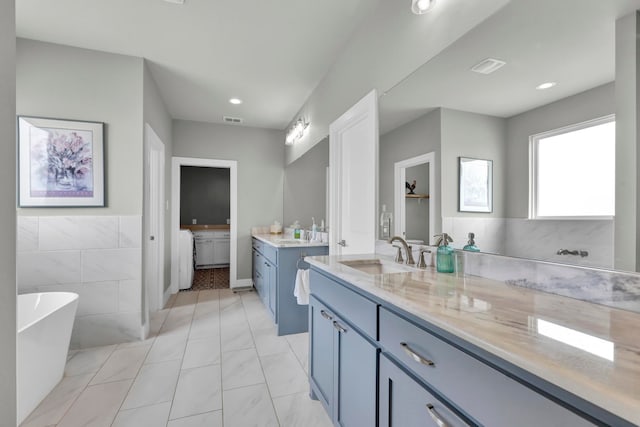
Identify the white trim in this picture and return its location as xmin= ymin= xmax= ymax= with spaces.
xmin=233 ymin=278 xmax=254 ymax=290
xmin=163 ymin=286 xmax=172 ymax=308
xmin=529 ymin=114 xmax=615 ymax=219
xmin=394 ymin=152 xmax=436 ymax=245
xmin=171 ymin=156 xmax=239 ymax=291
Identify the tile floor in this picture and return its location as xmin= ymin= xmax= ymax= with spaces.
xmin=21 ymin=289 xmax=332 ymax=427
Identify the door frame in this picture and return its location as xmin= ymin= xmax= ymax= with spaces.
xmin=143 ymin=124 xmax=165 ymax=325
xmin=394 ymin=152 xmax=436 ymax=245
xmin=170 ymin=156 xmax=238 ymax=292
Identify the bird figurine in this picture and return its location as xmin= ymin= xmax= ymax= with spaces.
xmin=405 ymin=180 xmax=416 ymax=194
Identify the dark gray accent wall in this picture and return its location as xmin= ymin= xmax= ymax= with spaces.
xmin=0 ymin=0 xmax=16 ymax=422
xmin=180 ymin=166 xmax=230 ymax=225
xmin=283 ymin=138 xmax=329 ymax=228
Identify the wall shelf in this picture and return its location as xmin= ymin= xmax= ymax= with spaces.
xmin=406 ymin=194 xmax=429 ymax=199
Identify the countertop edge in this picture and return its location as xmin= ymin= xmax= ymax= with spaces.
xmin=252 ymin=233 xmax=329 ymax=248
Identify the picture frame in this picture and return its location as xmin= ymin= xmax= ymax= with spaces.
xmin=459 ymin=157 xmax=492 ymax=213
xmin=18 ymin=116 xmax=105 ymax=207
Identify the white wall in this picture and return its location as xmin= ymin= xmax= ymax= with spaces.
xmin=0 ymin=0 xmax=16 ymax=422
xmin=405 ymin=163 xmax=430 ymax=243
xmin=143 ymin=60 xmax=173 ymax=292
xmin=172 ymin=120 xmax=284 ymax=280
xmin=283 ymin=137 xmax=328 ymax=228
xmin=16 ymin=39 xmax=145 ymax=347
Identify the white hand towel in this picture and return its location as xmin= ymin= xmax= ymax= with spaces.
xmin=294 ymin=269 xmax=310 ymax=305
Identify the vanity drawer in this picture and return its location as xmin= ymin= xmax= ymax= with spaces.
xmin=379 ymin=307 xmax=593 ymax=427
xmin=310 ymin=269 xmax=377 ymax=340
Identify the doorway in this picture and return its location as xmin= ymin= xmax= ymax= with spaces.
xmin=171 ymin=157 xmax=238 ymax=294
xmin=394 ymin=152 xmax=436 ymax=245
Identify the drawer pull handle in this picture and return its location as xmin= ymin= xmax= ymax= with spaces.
xmin=333 ymin=321 xmax=347 ymax=333
xmin=401 ymin=342 xmax=434 ymax=366
xmin=320 ymin=310 xmax=333 ymax=321
xmin=426 ymin=404 xmax=450 ymax=427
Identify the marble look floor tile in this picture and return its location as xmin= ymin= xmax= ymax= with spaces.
xmin=272 ymin=391 xmax=333 ymax=427
xmin=222 ymin=384 xmax=279 ymax=427
xmin=145 ymin=333 xmax=187 ymax=364
xmin=182 ymin=336 xmax=221 ymax=369
xmin=197 ymin=289 xmax=220 ymax=303
xmin=222 ymin=348 xmax=264 ymax=390
xmin=260 ymin=350 xmax=308 ymax=398
xmin=56 ymin=379 xmax=132 ymax=427
xmin=64 ymin=345 xmax=117 ymax=377
xmin=169 ymin=364 xmax=222 ymax=420
xmin=164 ymin=293 xmax=178 ymax=309
xmin=121 ymin=359 xmax=181 ymax=410
xmin=174 ymin=291 xmax=199 ymax=307
xmin=188 ymin=312 xmax=220 ymax=341
xmin=21 ymin=373 xmax=93 ymax=427
xmin=252 ymin=325 xmax=290 ymax=357
xmin=111 ymin=401 xmax=171 ymax=427
xmin=221 ymin=321 xmax=255 ymax=353
xmin=286 ymin=333 xmax=310 ymax=373
xmin=194 ymin=299 xmax=219 ymax=318
xmin=220 ymin=301 xmax=248 ymax=327
xmin=90 ymin=344 xmax=150 ymax=385
xmin=167 ymin=410 xmax=222 ymax=427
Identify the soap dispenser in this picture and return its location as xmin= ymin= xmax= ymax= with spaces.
xmin=463 ymin=232 xmax=480 ymax=252
xmin=434 ymin=233 xmax=455 ymax=273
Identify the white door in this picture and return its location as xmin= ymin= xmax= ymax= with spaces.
xmin=329 ymin=90 xmax=379 ymax=255
xmin=144 ymin=124 xmax=165 ymax=317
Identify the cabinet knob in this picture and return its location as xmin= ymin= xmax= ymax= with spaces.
xmin=426 ymin=404 xmax=451 ymax=427
xmin=400 ymin=342 xmax=434 ymax=366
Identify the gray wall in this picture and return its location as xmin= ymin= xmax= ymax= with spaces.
xmin=180 ymin=167 xmax=230 ymax=225
xmin=379 ymin=109 xmax=442 ymax=237
xmin=173 ymin=120 xmax=284 ymax=280
xmin=505 ymin=82 xmax=614 ymax=218
xmin=0 ymin=0 xmax=16 ymax=422
xmin=143 ymin=61 xmax=173 ymax=293
xmin=17 ymin=39 xmax=144 ymax=216
xmin=283 ymin=138 xmax=329 ymax=228
xmin=440 ymin=108 xmax=507 ymax=218
xmin=405 ymin=163 xmax=430 ymax=243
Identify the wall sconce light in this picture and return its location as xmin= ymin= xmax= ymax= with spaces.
xmin=411 ymin=0 xmax=435 ymax=14
xmin=285 ymin=118 xmax=310 ymax=145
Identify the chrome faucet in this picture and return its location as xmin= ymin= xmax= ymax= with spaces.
xmin=388 ymin=236 xmax=415 ymax=265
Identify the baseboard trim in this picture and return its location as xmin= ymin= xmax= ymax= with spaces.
xmin=231 ymin=278 xmax=253 ymax=290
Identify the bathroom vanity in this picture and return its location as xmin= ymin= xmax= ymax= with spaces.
xmin=251 ymin=234 xmax=328 ymax=335
xmin=306 ymin=254 xmax=639 ymax=427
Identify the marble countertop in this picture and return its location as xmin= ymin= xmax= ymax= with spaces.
xmin=306 ymin=253 xmax=640 ymax=425
xmin=252 ymin=233 xmax=329 ymax=248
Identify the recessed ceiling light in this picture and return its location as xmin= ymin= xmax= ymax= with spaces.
xmin=229 ymin=98 xmax=243 ymax=105
xmin=536 ymin=82 xmax=557 ymax=90
xmin=411 ymin=0 xmax=435 ymax=15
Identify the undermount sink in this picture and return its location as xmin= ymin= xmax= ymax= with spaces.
xmin=339 ymin=259 xmax=414 ymax=275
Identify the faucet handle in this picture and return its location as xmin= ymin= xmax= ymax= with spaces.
xmin=393 ymin=245 xmax=404 ymax=264
xmin=417 ymin=247 xmax=432 ymax=269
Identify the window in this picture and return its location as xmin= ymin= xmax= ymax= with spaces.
xmin=530 ymin=115 xmax=615 ymax=218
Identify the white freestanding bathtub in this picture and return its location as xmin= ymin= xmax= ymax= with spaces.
xmin=17 ymin=292 xmax=79 ymax=424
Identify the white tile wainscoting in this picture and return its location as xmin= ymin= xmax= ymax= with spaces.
xmin=17 ymin=215 xmax=143 ymax=349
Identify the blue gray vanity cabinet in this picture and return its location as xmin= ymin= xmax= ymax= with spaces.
xmin=251 ymin=238 xmax=328 ymax=335
xmin=379 ymin=353 xmax=471 ymax=427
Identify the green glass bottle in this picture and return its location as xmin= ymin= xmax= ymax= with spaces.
xmin=434 ymin=233 xmax=455 ymax=273
xmin=463 ymin=232 xmax=480 ymax=252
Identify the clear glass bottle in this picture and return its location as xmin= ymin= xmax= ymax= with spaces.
xmin=380 ymin=204 xmax=393 ymax=239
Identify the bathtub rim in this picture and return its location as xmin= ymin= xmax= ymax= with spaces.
xmin=18 ymin=291 xmax=79 ymax=334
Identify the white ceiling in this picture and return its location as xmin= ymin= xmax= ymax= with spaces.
xmin=380 ymin=0 xmax=640 ymax=134
xmin=16 ymin=0 xmax=371 ymax=129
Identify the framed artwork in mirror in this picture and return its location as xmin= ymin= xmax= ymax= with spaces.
xmin=459 ymin=157 xmax=492 ymax=213
xmin=18 ymin=116 xmax=105 ymax=207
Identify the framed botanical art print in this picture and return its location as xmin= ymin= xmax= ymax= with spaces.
xmin=459 ymin=156 xmax=493 ymax=213
xmin=18 ymin=116 xmax=105 ymax=207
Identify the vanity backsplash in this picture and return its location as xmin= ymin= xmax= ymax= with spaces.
xmin=462 ymin=251 xmax=640 ymax=314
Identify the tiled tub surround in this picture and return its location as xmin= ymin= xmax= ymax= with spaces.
xmin=306 ymin=254 xmax=640 ymax=426
xmin=17 ymin=216 xmax=143 ymax=349
xmin=462 ymin=250 xmax=640 ymax=314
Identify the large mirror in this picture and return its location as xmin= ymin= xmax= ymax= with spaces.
xmin=378 ymin=0 xmax=640 ymax=270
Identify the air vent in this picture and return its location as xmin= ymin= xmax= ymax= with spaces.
xmin=223 ymin=116 xmax=244 ymax=124
xmin=470 ymin=58 xmax=506 ymax=75
xmin=164 ymin=0 xmax=185 ymax=4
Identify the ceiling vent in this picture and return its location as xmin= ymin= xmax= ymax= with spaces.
xmin=223 ymin=116 xmax=244 ymax=124
xmin=164 ymin=0 xmax=185 ymax=4
xmin=470 ymin=58 xmax=506 ymax=75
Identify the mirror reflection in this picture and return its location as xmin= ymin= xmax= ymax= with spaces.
xmin=379 ymin=0 xmax=640 ymax=269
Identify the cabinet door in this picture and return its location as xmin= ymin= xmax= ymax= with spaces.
xmin=267 ymin=260 xmax=277 ymax=318
xmin=379 ymin=354 xmax=471 ymax=427
xmin=195 ymin=239 xmax=215 ymax=267
xmin=213 ymin=239 xmax=230 ymax=264
xmin=253 ymin=251 xmax=264 ymax=298
xmin=335 ymin=314 xmax=377 ymax=427
xmin=309 ymin=297 xmax=335 ymax=415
